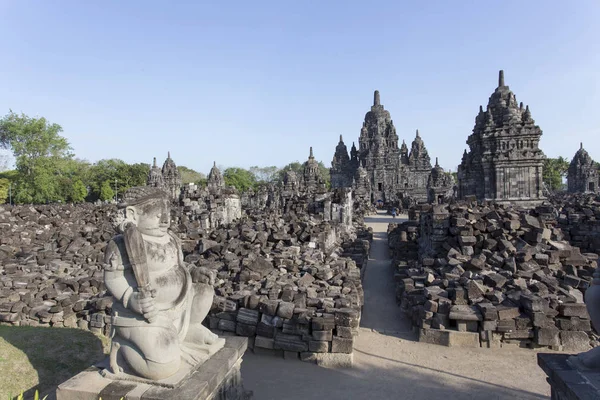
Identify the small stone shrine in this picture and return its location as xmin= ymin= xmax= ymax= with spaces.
xmin=457 ymin=70 xmax=546 ymax=206
xmin=568 ymin=143 xmax=599 ymax=194
xmin=147 ymin=152 xmax=182 ymax=200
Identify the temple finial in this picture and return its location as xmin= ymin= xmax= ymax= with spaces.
xmin=581 ymin=142 xmax=583 ymax=150
xmin=309 ymin=146 xmax=314 ymax=158
xmin=479 ymin=105 xmax=483 ymax=113
xmin=168 ymin=151 xmax=171 ymax=158
xmin=435 ymin=157 xmax=439 ymax=167
xmin=213 ymin=161 xmax=216 ymax=167
xmin=153 ymin=157 xmax=157 ymax=167
xmin=416 ymin=129 xmax=420 ymax=138
xmin=339 ymin=135 xmax=343 ymax=143
xmin=498 ymin=70 xmax=505 ymax=87
xmin=374 ymin=90 xmax=380 ymax=106
xmin=520 ymin=102 xmax=523 ymax=110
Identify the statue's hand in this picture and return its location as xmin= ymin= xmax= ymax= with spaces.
xmin=129 ymin=292 xmax=158 ymax=321
xmin=191 ymin=266 xmax=216 ymax=285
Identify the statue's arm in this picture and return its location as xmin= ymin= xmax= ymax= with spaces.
xmin=104 ymin=238 xmax=135 ymax=308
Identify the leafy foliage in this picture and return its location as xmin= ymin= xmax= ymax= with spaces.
xmin=543 ymin=156 xmax=570 ymax=192
xmin=0 ymin=178 xmax=8 ymax=204
xmin=99 ymin=180 xmax=115 ymax=201
xmin=0 ymin=111 xmax=336 ymax=203
xmin=70 ymin=180 xmax=88 ymax=203
xmin=177 ymin=165 xmax=205 ymax=185
xmin=223 ymin=167 xmax=257 ymax=192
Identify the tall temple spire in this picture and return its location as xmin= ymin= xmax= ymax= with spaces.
xmin=498 ymin=70 xmax=505 ymax=87
xmin=374 ymin=90 xmax=380 ymax=106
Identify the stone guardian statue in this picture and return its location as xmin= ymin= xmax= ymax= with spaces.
xmin=103 ymin=186 xmax=224 ymax=381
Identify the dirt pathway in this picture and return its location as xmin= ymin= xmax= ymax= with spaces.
xmin=360 ymin=211 xmax=414 ymax=336
xmin=240 ymin=211 xmax=551 ymax=400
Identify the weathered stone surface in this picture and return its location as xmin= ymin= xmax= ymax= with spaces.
xmin=330 ymin=91 xmax=452 ymax=205
xmin=458 ymin=70 xmax=545 ymax=205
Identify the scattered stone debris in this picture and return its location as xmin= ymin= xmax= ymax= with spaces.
xmin=0 ymin=185 xmax=371 ymax=363
xmin=0 ymin=204 xmax=117 ymax=335
xmin=389 ymin=201 xmax=599 ymax=350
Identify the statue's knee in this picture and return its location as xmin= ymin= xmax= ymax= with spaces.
xmin=194 ymin=283 xmax=214 ymax=299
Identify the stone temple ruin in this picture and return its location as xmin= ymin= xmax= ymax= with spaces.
xmin=457 ymin=71 xmax=546 ymax=206
xmin=330 ymin=90 xmax=454 ymax=204
xmin=568 ymin=143 xmax=599 ymax=194
xmin=147 ymin=152 xmax=183 ymax=199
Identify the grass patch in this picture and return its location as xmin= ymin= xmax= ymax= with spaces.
xmin=0 ymin=325 xmax=110 ymax=399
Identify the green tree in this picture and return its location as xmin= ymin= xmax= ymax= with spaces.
xmin=178 ymin=166 xmax=206 ymax=184
xmin=543 ymin=157 xmax=569 ymax=192
xmin=99 ymin=180 xmax=115 ymax=201
xmin=0 ymin=111 xmax=73 ymax=203
xmin=70 ymin=179 xmax=88 ymax=203
xmin=0 ymin=178 xmax=8 ymax=204
xmin=223 ymin=167 xmax=257 ymax=192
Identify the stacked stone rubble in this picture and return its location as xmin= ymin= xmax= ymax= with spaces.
xmin=0 ymin=186 xmax=370 ymax=364
xmin=549 ymin=193 xmax=600 ymax=255
xmin=0 ymin=204 xmax=116 ymax=335
xmin=389 ymin=202 xmax=599 ymax=350
xmin=179 ymin=209 xmax=368 ymax=363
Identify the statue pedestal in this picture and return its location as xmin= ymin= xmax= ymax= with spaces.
xmin=56 ymin=337 xmax=250 ymax=400
xmin=538 ymin=353 xmax=600 ymax=399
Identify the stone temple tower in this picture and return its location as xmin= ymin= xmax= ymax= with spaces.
xmin=161 ymin=152 xmax=182 ymax=199
xmin=568 ymin=143 xmax=599 ymax=193
xmin=458 ymin=70 xmax=546 ymax=205
xmin=328 ymin=90 xmax=450 ymax=204
xmin=207 ymin=161 xmax=225 ymax=193
xmin=358 ymin=90 xmax=401 ymax=202
xmin=147 ymin=157 xmax=164 ymax=189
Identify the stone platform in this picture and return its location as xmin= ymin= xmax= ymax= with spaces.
xmin=56 ymin=337 xmax=249 ymax=400
xmin=538 ymin=353 xmax=600 ymax=399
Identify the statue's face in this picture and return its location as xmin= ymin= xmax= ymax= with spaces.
xmin=127 ymin=198 xmax=170 ymax=237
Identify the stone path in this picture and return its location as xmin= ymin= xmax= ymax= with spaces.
xmin=240 ymin=211 xmax=551 ymax=400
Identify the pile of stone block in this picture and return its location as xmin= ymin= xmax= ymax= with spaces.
xmin=546 ymin=193 xmax=600 ymax=255
xmin=0 ymin=204 xmax=117 ymax=335
xmin=0 ymin=190 xmax=369 ymax=365
xmin=389 ymin=202 xmax=599 ymax=351
xmin=184 ymin=210 xmax=368 ymax=363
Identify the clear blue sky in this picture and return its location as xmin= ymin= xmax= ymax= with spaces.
xmin=1 ymin=1 xmax=598 ymax=175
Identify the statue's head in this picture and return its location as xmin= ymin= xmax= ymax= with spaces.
xmin=118 ymin=186 xmax=171 ymax=237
